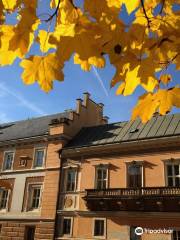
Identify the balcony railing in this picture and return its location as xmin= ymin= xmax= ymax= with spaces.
xmin=86 ymin=186 xmax=180 ymax=199
xmin=84 ymin=187 xmax=180 ymax=212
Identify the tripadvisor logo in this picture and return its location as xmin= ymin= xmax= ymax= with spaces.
xmin=135 ymin=227 xmax=144 ymax=236
xmin=135 ymin=227 xmax=173 ymax=235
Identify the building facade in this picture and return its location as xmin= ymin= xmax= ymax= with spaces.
xmin=56 ymin=113 xmax=180 ymax=240
xmin=0 ymin=93 xmax=106 ymax=240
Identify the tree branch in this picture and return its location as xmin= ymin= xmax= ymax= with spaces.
xmin=159 ymin=0 xmax=165 ymax=14
xmin=140 ymin=0 xmax=151 ymax=28
xmin=45 ymin=0 xmax=61 ymax=22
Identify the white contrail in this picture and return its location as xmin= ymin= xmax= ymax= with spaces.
xmin=0 ymin=83 xmax=47 ymax=115
xmin=92 ymin=66 xmax=109 ymax=97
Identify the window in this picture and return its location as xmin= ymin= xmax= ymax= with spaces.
xmin=66 ymin=168 xmax=77 ymax=192
xmin=173 ymin=230 xmax=180 ymax=240
xmin=127 ymin=164 xmax=142 ymax=188
xmin=130 ymin=227 xmax=141 ymax=240
xmin=166 ymin=163 xmax=180 ymax=187
xmin=95 ymin=166 xmax=108 ymax=190
xmin=93 ymin=219 xmax=106 ymax=238
xmin=33 ymin=148 xmax=45 ymax=168
xmin=3 ymin=151 xmax=14 ymax=171
xmin=62 ymin=217 xmax=72 ymax=236
xmin=24 ymin=226 xmax=35 ymax=240
xmin=0 ymin=189 xmax=9 ymax=210
xmin=27 ymin=185 xmax=42 ymax=210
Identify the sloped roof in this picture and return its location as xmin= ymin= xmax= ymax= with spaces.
xmin=65 ymin=113 xmax=180 ymax=149
xmin=0 ymin=112 xmax=70 ymax=142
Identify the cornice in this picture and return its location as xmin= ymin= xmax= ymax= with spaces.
xmin=62 ymin=136 xmax=180 ymax=158
xmin=0 ymin=133 xmax=71 ymax=148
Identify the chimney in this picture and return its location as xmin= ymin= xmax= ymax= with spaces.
xmin=76 ymin=98 xmax=83 ymax=114
xmin=83 ymin=92 xmax=90 ymax=107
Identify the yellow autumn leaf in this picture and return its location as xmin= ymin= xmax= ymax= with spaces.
xmin=116 ymin=64 xmax=140 ymax=96
xmin=20 ymin=54 xmax=64 ymax=92
xmin=132 ymin=92 xmax=159 ymax=123
xmin=74 ymin=54 xmax=105 ymax=71
xmin=24 ymin=0 xmax=37 ymax=9
xmin=157 ymin=88 xmax=180 ymax=115
xmin=121 ymin=0 xmax=140 ymax=14
xmin=37 ymin=30 xmax=56 ymax=53
xmin=74 ymin=54 xmax=91 ymax=71
xmin=57 ymin=23 xmax=76 ymax=37
xmin=2 ymin=0 xmax=19 ymax=10
xmin=106 ymin=0 xmax=122 ymax=8
xmin=132 ymin=88 xmax=180 ymax=123
xmin=50 ymin=0 xmax=59 ymax=8
xmin=141 ymin=76 xmax=158 ymax=92
xmin=0 ymin=25 xmax=22 ymax=65
xmin=9 ymin=8 xmax=40 ymax=56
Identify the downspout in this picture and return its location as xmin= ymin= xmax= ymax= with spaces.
xmin=53 ymin=148 xmax=64 ymax=240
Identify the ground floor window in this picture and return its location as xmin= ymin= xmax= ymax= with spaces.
xmin=27 ymin=185 xmax=42 ymax=211
xmin=173 ymin=230 xmax=180 ymax=240
xmin=0 ymin=189 xmax=9 ymax=210
xmin=62 ymin=217 xmax=73 ymax=236
xmin=93 ymin=218 xmax=106 ymax=238
xmin=24 ymin=226 xmax=35 ymax=240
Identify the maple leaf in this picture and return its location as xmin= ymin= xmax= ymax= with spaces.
xmin=50 ymin=0 xmax=59 ymax=8
xmin=74 ymin=54 xmax=105 ymax=71
xmin=37 ymin=30 xmax=56 ymax=53
xmin=2 ymin=0 xmax=20 ymax=11
xmin=121 ymin=0 xmax=140 ymax=14
xmin=116 ymin=64 xmax=140 ymax=96
xmin=20 ymin=54 xmax=64 ymax=92
xmin=0 ymin=25 xmax=22 ymax=65
xmin=132 ymin=88 xmax=180 ymax=123
xmin=9 ymin=8 xmax=40 ymax=56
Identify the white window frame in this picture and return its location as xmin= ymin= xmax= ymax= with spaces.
xmin=126 ymin=162 xmax=144 ymax=188
xmin=33 ymin=147 xmax=46 ymax=169
xmin=2 ymin=151 xmax=15 ymax=171
xmin=62 ymin=217 xmax=73 ymax=237
xmin=64 ymin=168 xmax=78 ymax=192
xmin=26 ymin=184 xmax=42 ymax=211
xmin=95 ymin=165 xmax=109 ymax=190
xmin=164 ymin=160 xmax=180 ymax=187
xmin=0 ymin=188 xmax=9 ymax=212
xmin=93 ymin=218 xmax=106 ymax=239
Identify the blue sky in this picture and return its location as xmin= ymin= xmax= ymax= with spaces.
xmin=0 ymin=56 xmax=139 ymax=123
xmin=0 ymin=1 xmax=179 ymax=124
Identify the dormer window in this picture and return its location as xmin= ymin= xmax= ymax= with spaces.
xmin=33 ymin=148 xmax=45 ymax=168
xmin=3 ymin=151 xmax=14 ymax=171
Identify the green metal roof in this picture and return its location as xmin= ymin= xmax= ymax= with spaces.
xmin=65 ymin=113 xmax=180 ymax=149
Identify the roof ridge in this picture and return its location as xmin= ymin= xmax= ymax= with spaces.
xmin=0 ymin=111 xmax=70 ymax=125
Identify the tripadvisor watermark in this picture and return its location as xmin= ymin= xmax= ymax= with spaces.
xmin=135 ymin=227 xmax=173 ymax=236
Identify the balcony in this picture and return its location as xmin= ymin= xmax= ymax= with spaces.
xmin=84 ymin=187 xmax=180 ymax=212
